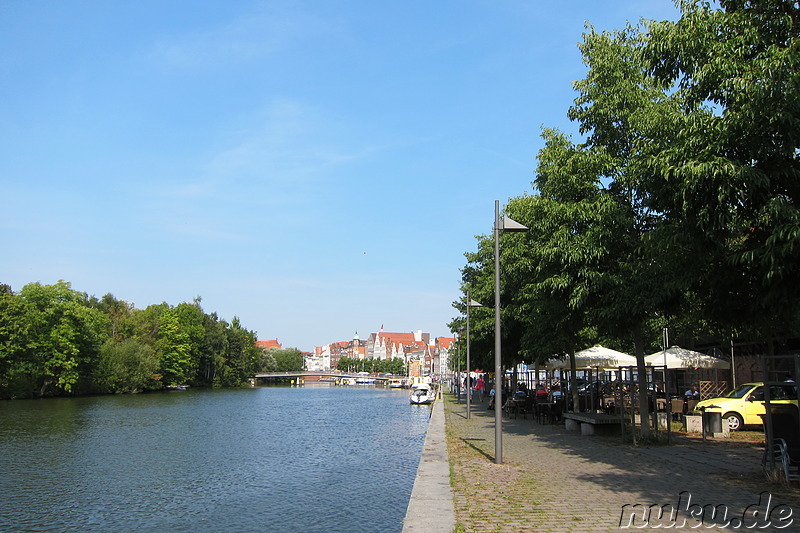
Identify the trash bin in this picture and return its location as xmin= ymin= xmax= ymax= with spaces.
xmin=703 ymin=410 xmax=722 ymax=436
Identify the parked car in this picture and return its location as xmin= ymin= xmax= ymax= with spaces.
xmin=693 ymin=382 xmax=798 ymax=431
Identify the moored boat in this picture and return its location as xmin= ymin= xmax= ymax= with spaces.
xmin=409 ymin=383 xmax=435 ymax=405
xmin=355 ymin=371 xmax=375 ymax=384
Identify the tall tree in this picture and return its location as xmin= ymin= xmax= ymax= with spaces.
xmin=564 ymin=21 xmax=687 ymax=433
xmin=157 ymin=307 xmax=194 ymax=386
xmin=507 ymin=128 xmax=626 ymax=410
xmin=2 ymin=281 xmax=107 ymax=397
xmin=644 ymin=0 xmax=800 ymax=346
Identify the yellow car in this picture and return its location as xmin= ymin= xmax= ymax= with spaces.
xmin=693 ymin=382 xmax=798 ymax=431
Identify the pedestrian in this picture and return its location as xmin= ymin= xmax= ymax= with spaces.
xmin=474 ymin=376 xmax=485 ymax=403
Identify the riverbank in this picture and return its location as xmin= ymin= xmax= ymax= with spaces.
xmin=443 ymin=394 xmax=800 ymax=532
xmin=403 ymin=399 xmax=456 ymax=532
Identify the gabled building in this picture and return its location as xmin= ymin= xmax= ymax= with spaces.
xmin=366 ymin=329 xmax=430 ymax=362
xmin=434 ymin=337 xmax=455 ymax=378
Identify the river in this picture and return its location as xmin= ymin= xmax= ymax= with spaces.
xmin=0 ymin=385 xmax=432 ymax=532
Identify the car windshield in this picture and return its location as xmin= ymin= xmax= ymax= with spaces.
xmin=725 ymin=384 xmax=756 ymax=399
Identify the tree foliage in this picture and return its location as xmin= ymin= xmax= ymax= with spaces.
xmin=335 ymin=356 xmax=407 ymax=375
xmin=453 ymin=1 xmax=800 ymax=424
xmin=0 ymin=281 xmax=272 ymax=398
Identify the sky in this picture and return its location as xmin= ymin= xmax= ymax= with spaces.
xmin=0 ymin=1 xmax=680 ymax=352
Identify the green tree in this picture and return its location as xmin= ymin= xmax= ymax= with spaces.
xmin=503 ymin=129 xmax=626 ymax=409
xmin=257 ymin=348 xmax=278 ymax=373
xmin=558 ymin=21 xmax=686 ymax=432
xmin=199 ymin=312 xmax=229 ymax=386
xmin=272 ymin=348 xmax=304 ymax=372
xmin=643 ymin=0 xmax=800 ymax=346
xmin=216 ymin=317 xmax=259 ymax=387
xmin=1 ymin=281 xmax=107 ymax=397
xmin=157 ymin=307 xmax=194 ymax=386
xmin=94 ymin=338 xmax=159 ymax=393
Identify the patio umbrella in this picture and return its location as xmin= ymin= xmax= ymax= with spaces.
xmin=546 ymin=345 xmax=637 ymax=370
xmin=645 ymin=346 xmax=730 ymax=370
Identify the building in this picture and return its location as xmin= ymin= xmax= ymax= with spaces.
xmin=313 ymin=329 xmax=452 ymax=376
xmin=323 ymin=332 xmax=365 ymax=370
xmin=304 ymin=346 xmax=330 ymax=372
xmin=366 ymin=329 xmax=430 ymax=361
xmin=433 ymin=337 xmax=455 ymax=378
xmin=256 ymin=339 xmax=281 ymax=351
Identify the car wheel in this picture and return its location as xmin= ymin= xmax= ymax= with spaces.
xmin=723 ymin=412 xmax=743 ymax=431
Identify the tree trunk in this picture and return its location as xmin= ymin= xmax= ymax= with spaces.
xmin=38 ymin=378 xmax=51 ymax=398
xmin=569 ymin=349 xmax=579 ymax=412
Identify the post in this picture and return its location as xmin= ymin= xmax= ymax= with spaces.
xmin=466 ymin=295 xmax=472 ymax=419
xmin=456 ymin=335 xmax=461 ymax=403
xmin=494 ymin=199 xmax=503 ymax=464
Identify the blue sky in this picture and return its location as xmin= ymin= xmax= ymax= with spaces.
xmin=1 ymin=1 xmax=678 ymax=352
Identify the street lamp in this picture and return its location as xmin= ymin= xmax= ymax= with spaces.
xmin=466 ymin=294 xmax=484 ymax=420
xmin=455 ymin=331 xmax=461 ymax=403
xmin=494 ymin=199 xmax=528 ymax=464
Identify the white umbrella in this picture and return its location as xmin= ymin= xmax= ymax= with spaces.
xmin=645 ymin=346 xmax=730 ymax=370
xmin=547 ymin=345 xmax=637 ymax=370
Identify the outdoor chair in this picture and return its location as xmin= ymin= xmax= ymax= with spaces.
xmin=656 ymin=398 xmax=667 ymax=411
xmin=536 ymin=402 xmax=553 ymax=424
xmin=552 ymin=401 xmax=564 ymax=423
xmin=670 ymin=399 xmax=685 ymax=421
xmin=686 ymin=399 xmax=698 ymax=414
xmin=516 ymin=396 xmax=535 ymax=420
xmin=762 ymin=405 xmax=800 ymax=483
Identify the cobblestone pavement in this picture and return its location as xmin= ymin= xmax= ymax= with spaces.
xmin=445 ymin=396 xmax=800 ymax=532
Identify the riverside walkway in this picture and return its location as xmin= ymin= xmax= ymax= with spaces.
xmin=443 ymin=395 xmax=800 ymax=532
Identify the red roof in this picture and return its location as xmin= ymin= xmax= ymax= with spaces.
xmin=256 ymin=339 xmax=281 ymax=350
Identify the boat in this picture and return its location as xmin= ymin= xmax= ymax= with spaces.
xmin=388 ymin=378 xmax=404 ymax=389
xmin=410 ymin=383 xmax=436 ymax=405
xmin=355 ymin=371 xmax=375 ymax=384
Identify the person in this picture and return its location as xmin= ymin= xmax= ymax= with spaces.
xmin=684 ymin=386 xmax=699 ymax=399
xmin=474 ymin=376 xmax=485 ymax=403
xmin=488 ymin=387 xmax=496 ymax=410
xmin=535 ymin=384 xmax=548 ymax=401
xmin=550 ymin=385 xmax=562 ymax=402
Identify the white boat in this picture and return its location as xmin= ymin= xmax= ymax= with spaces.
xmin=410 ymin=383 xmax=435 ymax=405
xmin=355 ymin=371 xmax=375 ymax=384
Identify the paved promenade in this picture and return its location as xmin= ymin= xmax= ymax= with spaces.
xmin=403 ymin=399 xmax=456 ymax=532
xmin=444 ymin=396 xmax=800 ymax=532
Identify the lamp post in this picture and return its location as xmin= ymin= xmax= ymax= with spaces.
xmin=466 ymin=294 xmax=483 ymax=420
xmin=455 ymin=332 xmax=461 ymax=403
xmin=493 ymin=199 xmax=528 ymax=464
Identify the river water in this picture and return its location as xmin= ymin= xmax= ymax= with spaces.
xmin=0 ymin=385 xmax=432 ymax=532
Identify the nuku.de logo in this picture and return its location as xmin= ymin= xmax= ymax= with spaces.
xmin=619 ymin=491 xmax=794 ymax=529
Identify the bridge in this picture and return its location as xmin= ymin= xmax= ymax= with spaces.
xmin=252 ymin=371 xmax=396 ymax=382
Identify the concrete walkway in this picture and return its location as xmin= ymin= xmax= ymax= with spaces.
xmin=402 ymin=399 xmax=456 ymax=532
xmin=445 ymin=397 xmax=800 ymax=532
